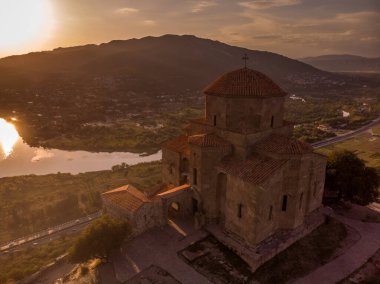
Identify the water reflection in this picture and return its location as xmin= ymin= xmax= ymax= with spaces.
xmin=31 ymin=148 xmax=55 ymax=162
xmin=0 ymin=117 xmax=162 ymax=178
xmin=0 ymin=118 xmax=20 ymax=158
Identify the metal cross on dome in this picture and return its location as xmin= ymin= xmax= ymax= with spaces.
xmin=242 ymin=54 xmax=249 ymax=68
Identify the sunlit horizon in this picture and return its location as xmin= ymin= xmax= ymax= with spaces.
xmin=0 ymin=0 xmax=54 ymax=57
xmin=0 ymin=118 xmax=20 ymax=158
xmin=0 ymin=0 xmax=379 ymax=59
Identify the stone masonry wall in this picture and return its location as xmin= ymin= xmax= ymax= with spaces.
xmin=162 ymin=148 xmax=181 ymax=186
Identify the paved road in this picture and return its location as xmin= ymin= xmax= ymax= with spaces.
xmin=0 ymin=212 xmax=101 ymax=255
xmin=0 ymin=222 xmax=91 ymax=256
xmin=294 ymin=211 xmax=380 ymax=284
xmin=312 ymin=115 xmax=380 ymax=148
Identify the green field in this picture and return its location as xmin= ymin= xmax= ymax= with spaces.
xmin=318 ymin=124 xmax=380 ymax=169
xmin=0 ymin=161 xmax=162 ymax=244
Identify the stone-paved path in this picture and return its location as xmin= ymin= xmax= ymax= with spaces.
xmin=112 ymin=219 xmax=211 ymax=284
xmin=294 ymin=212 xmax=380 ymax=284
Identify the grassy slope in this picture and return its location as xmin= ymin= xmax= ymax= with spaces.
xmin=0 ymin=161 xmax=162 ymax=244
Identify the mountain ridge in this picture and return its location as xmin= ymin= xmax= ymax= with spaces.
xmin=300 ymin=54 xmax=380 ymax=73
xmin=0 ymin=35 xmax=377 ymax=93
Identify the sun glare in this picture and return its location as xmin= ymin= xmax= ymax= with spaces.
xmin=0 ymin=118 xmax=20 ymax=158
xmin=0 ymin=0 xmax=53 ymax=52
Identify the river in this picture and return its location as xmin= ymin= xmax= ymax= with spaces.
xmin=0 ymin=118 xmax=162 ymax=178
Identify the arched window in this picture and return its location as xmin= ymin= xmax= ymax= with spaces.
xmin=282 ymin=195 xmax=288 ymax=211
xmin=299 ymin=193 xmax=304 ymax=209
xmin=193 ymin=168 xmax=198 ymax=185
xmin=213 ymin=115 xmax=217 ymax=126
xmin=238 ymin=203 xmax=243 ymax=218
xmin=192 ymin=198 xmax=199 ymax=214
xmin=168 ymin=202 xmax=180 ymax=219
xmin=169 ymin=163 xmax=173 ymax=175
xmin=268 ymin=205 xmax=273 ymax=220
xmin=271 ymin=115 xmax=274 ymax=128
xmin=171 ymin=202 xmax=180 ymax=211
xmin=181 ymin=158 xmax=189 ymax=173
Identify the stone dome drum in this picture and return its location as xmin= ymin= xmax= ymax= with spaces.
xmin=204 ymin=68 xmax=287 ymax=98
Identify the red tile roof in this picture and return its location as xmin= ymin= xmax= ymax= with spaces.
xmin=219 ymin=156 xmax=288 ymax=185
xmin=102 ymin=184 xmax=150 ymax=213
xmin=162 ymin=135 xmax=190 ymax=155
xmin=188 ymin=133 xmax=230 ymax=148
xmin=144 ymin=183 xmax=175 ymax=197
xmin=204 ymin=68 xmax=287 ymax=98
xmin=255 ymin=134 xmax=313 ymax=155
xmin=157 ymin=184 xmax=191 ymax=197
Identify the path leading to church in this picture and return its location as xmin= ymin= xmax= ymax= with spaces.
xmin=112 ymin=219 xmax=211 ymax=284
xmin=293 ymin=212 xmax=380 ymax=284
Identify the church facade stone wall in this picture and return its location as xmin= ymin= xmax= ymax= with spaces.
xmin=103 ymin=67 xmax=327 ymax=258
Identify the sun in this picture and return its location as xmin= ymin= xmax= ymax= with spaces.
xmin=0 ymin=0 xmax=53 ymax=52
xmin=0 ymin=118 xmax=20 ymax=158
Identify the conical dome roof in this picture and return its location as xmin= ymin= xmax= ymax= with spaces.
xmin=204 ymin=68 xmax=287 ymax=98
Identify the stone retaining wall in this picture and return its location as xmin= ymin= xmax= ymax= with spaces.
xmin=207 ymin=206 xmax=331 ymax=272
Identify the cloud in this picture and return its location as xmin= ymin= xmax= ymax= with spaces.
xmin=115 ymin=7 xmax=139 ymax=14
xmin=143 ymin=20 xmax=156 ymax=26
xmin=253 ymin=34 xmax=281 ymax=40
xmin=220 ymin=9 xmax=380 ymax=57
xmin=6 ymin=0 xmax=379 ymax=58
xmin=192 ymin=1 xmax=218 ymax=13
xmin=239 ymin=0 xmax=301 ymax=10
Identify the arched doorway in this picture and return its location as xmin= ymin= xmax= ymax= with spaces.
xmin=216 ymin=173 xmax=227 ymax=224
xmin=181 ymin=157 xmax=189 ymax=172
xmin=168 ymin=202 xmax=180 ymax=220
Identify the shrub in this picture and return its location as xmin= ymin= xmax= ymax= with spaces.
xmin=68 ymin=215 xmax=130 ymax=263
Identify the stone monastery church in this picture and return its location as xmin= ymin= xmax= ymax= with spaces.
xmin=102 ymin=66 xmax=327 ymax=251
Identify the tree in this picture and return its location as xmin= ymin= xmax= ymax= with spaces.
xmin=325 ymin=150 xmax=379 ymax=205
xmin=68 ymin=215 xmax=131 ymax=263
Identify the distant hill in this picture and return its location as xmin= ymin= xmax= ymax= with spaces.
xmin=0 ymin=35 xmax=375 ymax=94
xmin=300 ymin=54 xmax=380 ymax=73
xmin=1 ymin=35 xmax=379 ymax=153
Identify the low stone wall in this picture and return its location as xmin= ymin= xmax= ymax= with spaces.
xmin=207 ymin=206 xmax=331 ymax=272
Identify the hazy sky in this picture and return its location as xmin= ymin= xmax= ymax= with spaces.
xmin=0 ymin=0 xmax=379 ymax=58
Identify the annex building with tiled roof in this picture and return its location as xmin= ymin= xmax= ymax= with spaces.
xmin=102 ymin=66 xmax=327 ymax=261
